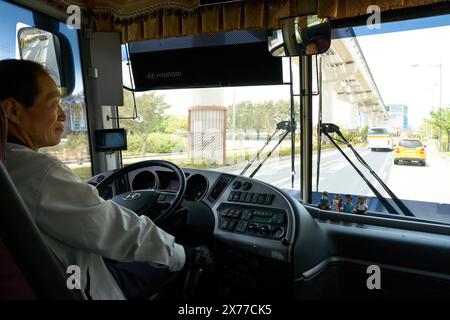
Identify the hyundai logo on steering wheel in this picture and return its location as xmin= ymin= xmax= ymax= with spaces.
xmin=122 ymin=193 xmax=141 ymax=200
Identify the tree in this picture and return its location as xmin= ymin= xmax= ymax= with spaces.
xmin=429 ymin=108 xmax=450 ymax=151
xmin=120 ymin=90 xmax=170 ymax=156
xmin=228 ymin=99 xmax=296 ymax=139
xmin=444 ymin=109 xmax=450 ymax=151
xmin=162 ymin=115 xmax=188 ymax=135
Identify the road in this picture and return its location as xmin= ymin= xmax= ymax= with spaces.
xmin=115 ymin=145 xmax=449 ymax=208
xmin=214 ymin=146 xmax=450 ymax=220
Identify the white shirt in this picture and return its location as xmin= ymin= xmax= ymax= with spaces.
xmin=356 ymin=202 xmax=368 ymax=212
xmin=5 ymin=143 xmax=186 ymax=300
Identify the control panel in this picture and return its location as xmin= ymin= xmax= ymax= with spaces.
xmin=218 ymin=205 xmax=286 ymax=239
xmin=227 ymin=190 xmax=274 ymax=206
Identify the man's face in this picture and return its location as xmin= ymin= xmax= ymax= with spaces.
xmin=18 ymin=73 xmax=66 ymax=150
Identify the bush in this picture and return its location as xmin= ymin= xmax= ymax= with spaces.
xmin=125 ymin=134 xmax=143 ymax=154
xmin=147 ymin=133 xmax=187 ymax=154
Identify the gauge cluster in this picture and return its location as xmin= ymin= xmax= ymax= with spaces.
xmin=129 ymin=169 xmax=209 ymax=202
xmin=185 ymin=174 xmax=209 ymax=201
xmin=131 ymin=170 xmax=157 ymax=190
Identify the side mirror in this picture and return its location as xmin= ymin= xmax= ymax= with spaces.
xmin=268 ymin=15 xmax=331 ymax=57
xmin=18 ymin=26 xmax=74 ymax=96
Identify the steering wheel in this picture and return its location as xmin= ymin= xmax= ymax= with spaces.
xmin=95 ymin=160 xmax=186 ymax=224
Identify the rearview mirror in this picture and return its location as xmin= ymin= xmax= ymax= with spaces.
xmin=17 ymin=26 xmax=74 ymax=96
xmin=268 ymin=15 xmax=331 ymax=57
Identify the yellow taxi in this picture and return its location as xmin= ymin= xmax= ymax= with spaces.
xmin=393 ymin=139 xmax=426 ymax=166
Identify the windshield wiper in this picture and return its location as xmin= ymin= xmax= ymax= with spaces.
xmin=240 ymin=121 xmax=295 ymax=178
xmin=320 ymin=123 xmax=414 ymax=217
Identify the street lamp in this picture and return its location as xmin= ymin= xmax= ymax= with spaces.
xmin=412 ymin=63 xmax=443 ymax=150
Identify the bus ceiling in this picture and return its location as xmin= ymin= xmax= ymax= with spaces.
xmin=10 ymin=0 xmax=450 ymax=43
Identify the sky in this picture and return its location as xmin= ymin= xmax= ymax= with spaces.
xmin=355 ymin=19 xmax=450 ymax=128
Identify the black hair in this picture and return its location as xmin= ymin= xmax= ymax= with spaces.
xmin=0 ymin=59 xmax=48 ymax=108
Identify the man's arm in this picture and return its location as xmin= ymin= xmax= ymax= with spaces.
xmin=33 ymin=161 xmax=185 ymax=271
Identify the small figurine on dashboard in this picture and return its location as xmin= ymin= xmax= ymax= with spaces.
xmin=330 ymin=193 xmax=343 ymax=212
xmin=343 ymin=194 xmax=354 ymax=213
xmin=355 ymin=196 xmax=368 ymax=215
xmin=319 ymin=191 xmax=329 ymax=210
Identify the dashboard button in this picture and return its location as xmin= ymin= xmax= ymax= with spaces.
xmin=220 ymin=220 xmax=229 ymax=230
xmin=245 ymin=193 xmax=254 ymax=203
xmin=248 ymin=223 xmax=258 ymax=232
xmin=233 ymin=209 xmax=242 ymax=218
xmin=264 ymin=194 xmax=274 ymax=205
xmin=227 ymin=220 xmax=237 ymax=231
xmin=227 ymin=209 xmax=236 ymax=217
xmin=242 ymin=182 xmax=252 ymax=190
xmin=228 ymin=191 xmax=235 ymax=201
xmin=236 ymin=221 xmax=248 ymax=232
xmin=257 ymin=194 xmax=266 ymax=204
xmin=260 ymin=224 xmax=271 ymax=234
xmin=272 ymin=227 xmax=284 ymax=238
xmin=243 ymin=210 xmax=253 ymax=220
xmin=233 ymin=191 xmax=242 ymax=202
xmin=239 ymin=192 xmax=248 ymax=202
xmin=232 ymin=181 xmax=242 ymax=190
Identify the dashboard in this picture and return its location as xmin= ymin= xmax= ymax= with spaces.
xmin=129 ymin=167 xmax=296 ymax=256
xmin=89 ymin=166 xmax=298 ymax=263
xmin=87 ymin=165 xmax=450 ymax=299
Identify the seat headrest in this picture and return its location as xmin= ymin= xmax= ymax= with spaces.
xmin=0 ymin=105 xmax=7 ymax=161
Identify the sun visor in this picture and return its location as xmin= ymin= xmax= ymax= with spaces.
xmin=127 ymin=29 xmax=283 ymax=91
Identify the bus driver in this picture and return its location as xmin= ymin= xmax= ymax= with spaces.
xmin=0 ymin=59 xmax=210 ymax=300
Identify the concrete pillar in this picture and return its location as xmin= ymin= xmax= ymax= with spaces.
xmin=321 ymin=82 xmax=334 ymax=124
xmin=188 ymin=89 xmax=227 ymax=165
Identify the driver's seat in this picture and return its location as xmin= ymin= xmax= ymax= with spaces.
xmin=0 ymin=106 xmax=79 ymax=299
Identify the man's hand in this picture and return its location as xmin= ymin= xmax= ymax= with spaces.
xmin=184 ymin=245 xmax=213 ymax=270
xmin=183 ymin=246 xmax=213 ymax=299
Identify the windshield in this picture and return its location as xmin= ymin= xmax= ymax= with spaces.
xmin=313 ymin=13 xmax=450 ymax=224
xmin=119 ymin=80 xmax=301 ymax=189
xmin=118 ymin=13 xmax=450 ymax=225
xmin=399 ymin=140 xmax=423 ymax=148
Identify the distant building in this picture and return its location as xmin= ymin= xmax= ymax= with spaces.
xmin=380 ymin=104 xmax=409 ymax=130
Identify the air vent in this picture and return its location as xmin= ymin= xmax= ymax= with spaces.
xmin=208 ymin=174 xmax=234 ymax=203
